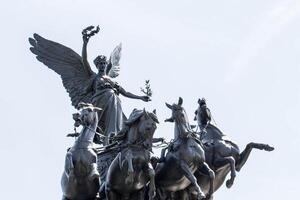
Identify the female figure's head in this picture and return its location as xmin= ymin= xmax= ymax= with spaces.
xmin=94 ymin=55 xmax=107 ymax=75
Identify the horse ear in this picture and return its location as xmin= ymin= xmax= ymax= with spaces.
xmin=153 ymin=109 xmax=156 ymax=114
xmin=178 ymin=97 xmax=183 ymax=106
xmin=72 ymin=113 xmax=80 ymax=120
xmin=143 ymin=108 xmax=150 ymax=119
xmin=165 ymin=103 xmax=172 ymax=109
xmin=198 ymin=98 xmax=201 ymax=104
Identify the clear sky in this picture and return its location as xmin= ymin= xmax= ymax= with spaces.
xmin=0 ymin=0 xmax=299 ymax=199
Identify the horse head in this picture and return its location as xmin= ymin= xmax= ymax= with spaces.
xmin=62 ymin=103 xmax=101 ymax=200
xmin=165 ymin=97 xmax=190 ymax=125
xmin=165 ymin=97 xmax=193 ymax=138
xmin=73 ymin=102 xmax=101 ymax=127
xmin=124 ymin=108 xmax=159 ymax=150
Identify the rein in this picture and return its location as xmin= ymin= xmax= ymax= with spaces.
xmin=152 ymin=140 xmax=169 ymax=149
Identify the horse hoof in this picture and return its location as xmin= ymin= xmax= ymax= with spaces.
xmin=148 ymin=191 xmax=156 ymax=200
xmin=226 ymin=179 xmax=234 ymax=188
xmin=264 ymin=145 xmax=274 ymax=151
xmin=197 ymin=192 xmax=206 ymax=200
xmin=89 ymin=173 xmax=100 ymax=181
xmin=204 ymin=194 xmax=212 ymax=200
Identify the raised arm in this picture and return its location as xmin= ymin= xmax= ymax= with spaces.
xmin=81 ymin=26 xmax=100 ymax=75
xmin=82 ymin=36 xmax=90 ymax=69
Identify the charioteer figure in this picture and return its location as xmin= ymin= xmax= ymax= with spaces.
xmin=195 ymin=98 xmax=212 ymax=134
xmin=194 ymin=98 xmax=274 ymax=190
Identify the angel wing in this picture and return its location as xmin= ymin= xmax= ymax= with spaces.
xmin=106 ymin=43 xmax=122 ymax=78
xmin=29 ymin=33 xmax=97 ymax=109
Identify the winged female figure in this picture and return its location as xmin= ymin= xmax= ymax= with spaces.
xmin=29 ymin=26 xmax=150 ymax=145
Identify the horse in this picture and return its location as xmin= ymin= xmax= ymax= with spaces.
xmin=155 ymin=97 xmax=215 ymax=200
xmin=61 ymin=103 xmax=102 ymax=200
xmin=104 ymin=109 xmax=159 ymax=200
xmin=193 ymin=99 xmax=274 ymax=195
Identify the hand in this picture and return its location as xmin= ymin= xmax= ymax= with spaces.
xmin=82 ymin=26 xmax=93 ymax=43
xmin=82 ymin=34 xmax=89 ymax=43
xmin=82 ymin=25 xmax=100 ymax=43
xmin=160 ymin=137 xmax=166 ymax=143
xmin=141 ymin=95 xmax=151 ymax=102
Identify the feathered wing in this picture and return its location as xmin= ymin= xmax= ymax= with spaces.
xmin=106 ymin=43 xmax=122 ymax=78
xmin=29 ymin=33 xmax=96 ymax=109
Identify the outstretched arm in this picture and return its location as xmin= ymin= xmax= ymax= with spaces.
xmin=118 ymin=85 xmax=150 ymax=102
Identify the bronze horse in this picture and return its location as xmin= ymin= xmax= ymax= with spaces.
xmin=155 ymin=98 xmax=215 ymax=200
xmin=192 ymin=99 xmax=274 ymax=195
xmin=104 ymin=109 xmax=159 ymax=200
xmin=61 ymin=103 xmax=102 ymax=200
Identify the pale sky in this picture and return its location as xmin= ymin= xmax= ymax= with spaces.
xmin=0 ymin=0 xmax=299 ymax=199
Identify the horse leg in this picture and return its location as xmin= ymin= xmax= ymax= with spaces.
xmin=124 ymin=150 xmax=134 ymax=185
xmin=123 ymin=193 xmax=131 ymax=200
xmin=89 ymin=162 xmax=100 ymax=181
xmin=145 ymin=163 xmax=156 ymax=200
xmin=236 ymin=142 xmax=274 ymax=172
xmin=178 ymin=189 xmax=189 ymax=200
xmin=169 ymin=192 xmax=176 ymax=200
xmin=201 ymin=162 xmax=215 ymax=199
xmin=98 ymin=182 xmax=106 ymax=199
xmin=105 ymin=184 xmax=119 ymax=200
xmin=135 ymin=189 xmax=145 ymax=200
xmin=159 ymin=148 xmax=167 ymax=162
xmin=64 ymin=151 xmax=74 ymax=178
xmin=213 ymin=156 xmax=236 ymax=188
xmin=156 ymin=187 xmax=167 ymax=200
xmin=179 ymin=160 xmax=205 ymax=200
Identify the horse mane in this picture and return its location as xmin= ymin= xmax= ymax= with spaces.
xmin=124 ymin=109 xmax=158 ymax=126
xmin=182 ymin=108 xmax=192 ymax=128
xmin=124 ymin=110 xmax=144 ymax=126
xmin=119 ymin=109 xmax=158 ymax=146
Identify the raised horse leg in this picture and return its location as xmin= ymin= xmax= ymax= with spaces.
xmin=214 ymin=156 xmax=236 ymax=188
xmin=179 ymin=160 xmax=205 ymax=200
xmin=236 ymin=142 xmax=274 ymax=172
xmin=201 ymin=162 xmax=215 ymax=199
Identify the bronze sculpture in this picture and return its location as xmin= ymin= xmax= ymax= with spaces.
xmin=61 ymin=103 xmax=101 ymax=200
xmin=155 ymin=98 xmax=215 ymax=200
xmin=29 ymin=26 xmax=274 ymax=200
xmin=103 ymin=109 xmax=159 ymax=200
xmin=29 ymin=26 xmax=150 ymax=145
xmin=192 ymin=98 xmax=274 ymax=196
